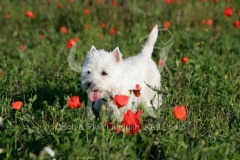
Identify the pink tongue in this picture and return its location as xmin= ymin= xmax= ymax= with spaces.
xmin=89 ymin=91 xmax=100 ymax=102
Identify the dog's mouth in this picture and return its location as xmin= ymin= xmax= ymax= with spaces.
xmin=89 ymin=90 xmax=101 ymax=102
xmin=88 ymin=89 xmax=112 ymax=102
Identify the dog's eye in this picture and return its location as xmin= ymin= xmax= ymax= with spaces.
xmin=87 ymin=71 xmax=91 ymax=74
xmin=101 ymin=71 xmax=107 ymax=76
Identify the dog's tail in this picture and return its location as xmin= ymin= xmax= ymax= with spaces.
xmin=140 ymin=24 xmax=158 ymax=58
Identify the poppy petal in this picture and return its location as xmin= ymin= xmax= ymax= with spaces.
xmin=112 ymin=95 xmax=129 ymax=108
xmin=12 ymin=101 xmax=23 ymax=111
xmin=173 ymin=105 xmax=187 ymax=120
xmin=68 ymin=96 xmax=82 ymax=109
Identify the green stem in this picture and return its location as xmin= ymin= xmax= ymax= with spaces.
xmin=15 ymin=112 xmax=17 ymax=157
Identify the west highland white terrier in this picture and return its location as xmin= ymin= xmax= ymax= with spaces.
xmin=81 ymin=25 xmax=161 ymax=121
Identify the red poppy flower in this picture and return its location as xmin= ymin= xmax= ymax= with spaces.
xmin=158 ymin=59 xmax=165 ymax=66
xmin=201 ymin=19 xmax=206 ymax=25
xmin=85 ymin=24 xmax=91 ymax=30
xmin=19 ymin=45 xmax=26 ymax=51
xmin=66 ymin=39 xmax=76 ymax=49
xmin=135 ymin=84 xmax=141 ymax=91
xmin=39 ymin=34 xmax=44 ymax=40
xmin=12 ymin=101 xmax=23 ymax=111
xmin=224 ymin=7 xmax=233 ymax=17
xmin=111 ymin=0 xmax=118 ymax=7
xmin=84 ymin=8 xmax=90 ymax=15
xmin=173 ymin=105 xmax=187 ymax=120
xmin=133 ymin=90 xmax=140 ymax=97
xmin=123 ymin=110 xmax=142 ymax=134
xmin=207 ymin=19 xmax=213 ymax=26
xmin=101 ymin=22 xmax=106 ymax=28
xmin=25 ymin=11 xmax=35 ymax=19
xmin=73 ymin=37 xmax=79 ymax=42
xmin=57 ymin=3 xmax=62 ymax=9
xmin=66 ymin=37 xmax=78 ymax=49
xmin=5 ymin=14 xmax=11 ymax=19
xmin=133 ymin=84 xmax=141 ymax=97
xmin=109 ymin=28 xmax=116 ymax=36
xmin=165 ymin=0 xmax=171 ymax=4
xmin=164 ymin=21 xmax=170 ymax=29
xmin=233 ymin=20 xmax=240 ymax=29
xmin=181 ymin=56 xmax=189 ymax=63
xmin=59 ymin=26 xmax=68 ymax=34
xmin=112 ymin=95 xmax=129 ymax=108
xmin=105 ymin=121 xmax=113 ymax=129
xmin=68 ymin=96 xmax=82 ymax=109
xmin=238 ymin=11 xmax=240 ymax=16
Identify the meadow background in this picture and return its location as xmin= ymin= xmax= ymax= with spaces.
xmin=0 ymin=0 xmax=240 ymax=159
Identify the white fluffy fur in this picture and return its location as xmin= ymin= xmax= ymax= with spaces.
xmin=81 ymin=25 xmax=161 ymax=121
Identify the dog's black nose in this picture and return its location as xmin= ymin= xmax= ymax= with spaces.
xmin=87 ymin=82 xmax=92 ymax=87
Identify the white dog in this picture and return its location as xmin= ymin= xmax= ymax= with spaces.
xmin=81 ymin=25 xmax=161 ymax=121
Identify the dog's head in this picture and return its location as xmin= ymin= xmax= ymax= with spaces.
xmin=81 ymin=45 xmax=123 ymax=99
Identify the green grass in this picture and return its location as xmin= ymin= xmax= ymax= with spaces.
xmin=0 ymin=0 xmax=240 ymax=159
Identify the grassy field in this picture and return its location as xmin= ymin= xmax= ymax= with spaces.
xmin=0 ymin=0 xmax=240 ymax=159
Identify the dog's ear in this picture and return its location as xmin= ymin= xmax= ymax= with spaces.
xmin=90 ymin=45 xmax=97 ymax=53
xmin=112 ymin=47 xmax=122 ymax=63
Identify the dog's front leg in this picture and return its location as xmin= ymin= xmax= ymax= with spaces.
xmin=86 ymin=98 xmax=95 ymax=118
